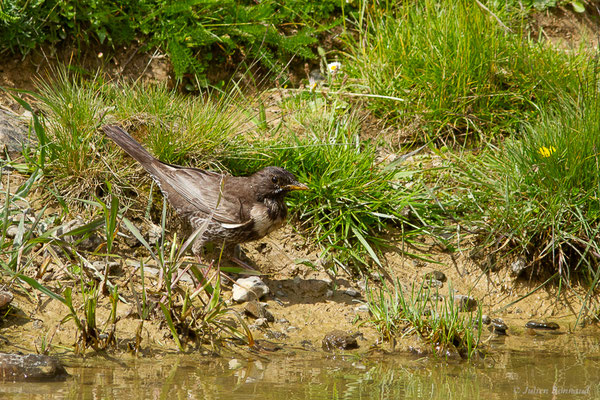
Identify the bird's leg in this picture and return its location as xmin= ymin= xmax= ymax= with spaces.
xmin=228 ymin=244 xmax=259 ymax=272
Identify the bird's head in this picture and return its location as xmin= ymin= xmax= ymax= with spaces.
xmin=252 ymin=166 xmax=308 ymax=200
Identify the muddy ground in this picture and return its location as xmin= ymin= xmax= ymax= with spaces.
xmin=1 ymin=6 xmax=600 ymax=358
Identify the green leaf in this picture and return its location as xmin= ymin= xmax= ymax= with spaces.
xmin=351 ymin=226 xmax=382 ymax=268
xmin=16 ymin=274 xmax=66 ymax=305
xmin=571 ymin=1 xmax=585 ymax=13
xmin=159 ymin=302 xmax=183 ymax=351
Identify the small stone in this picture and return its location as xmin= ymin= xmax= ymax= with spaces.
xmin=490 ymin=318 xmax=508 ymax=335
xmin=322 ymin=330 xmax=359 ymax=352
xmin=232 ymin=276 xmax=269 ymax=302
xmin=370 ymin=272 xmax=383 ymax=282
xmin=286 ymin=326 xmax=298 ymax=332
xmin=278 ymin=318 xmax=289 ymax=324
xmin=355 ymin=304 xmax=369 ymax=313
xmin=454 ymin=295 xmax=478 ymax=312
xmin=146 ymin=223 xmax=162 ymax=246
xmin=254 ymin=318 xmax=268 ymax=327
xmin=511 ymin=258 xmax=528 ymax=276
xmin=243 ymin=301 xmax=275 ymax=322
xmin=525 ymin=321 xmax=560 ymax=331
xmin=228 ymin=359 xmax=242 ymax=369
xmin=325 ymin=290 xmax=334 ymax=298
xmin=481 ymin=315 xmax=491 ymax=325
xmin=424 ymin=270 xmax=447 ymax=282
xmin=344 ymin=288 xmax=360 ymax=297
xmin=5 ymin=226 xmax=19 ymax=239
xmin=264 ymin=330 xmax=287 ymax=340
xmin=425 ymin=279 xmax=443 ymax=289
xmin=0 ymin=291 xmax=13 ymax=309
xmin=276 ymin=291 xmax=286 ymax=297
xmin=0 ymin=109 xmax=37 ymax=158
xmin=357 ymin=280 xmax=367 ymax=292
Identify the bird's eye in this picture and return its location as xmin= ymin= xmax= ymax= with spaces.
xmin=271 ymin=176 xmax=278 ymax=184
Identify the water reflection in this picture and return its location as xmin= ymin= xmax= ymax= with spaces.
xmin=1 ymin=335 xmax=600 ymax=399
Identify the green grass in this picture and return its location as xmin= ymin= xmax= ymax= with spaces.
xmin=365 ymin=279 xmax=483 ymax=359
xmin=453 ymin=65 xmax=600 ymax=283
xmin=27 ymin=70 xmax=435 ymax=274
xmin=343 ymin=0 xmax=585 ymax=142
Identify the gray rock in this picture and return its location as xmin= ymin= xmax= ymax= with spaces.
xmin=490 ymin=318 xmax=508 ymax=335
xmin=322 ymin=330 xmax=359 ymax=351
xmin=424 ymin=270 xmax=447 ymax=282
xmin=244 ymin=300 xmax=275 ymax=322
xmin=525 ymin=321 xmax=560 ymax=330
xmin=454 ymin=295 xmax=478 ymax=312
xmin=355 ymin=304 xmax=369 ymax=313
xmin=57 ymin=218 xmax=103 ymax=252
xmin=511 ymin=258 xmax=528 ymax=276
xmin=0 ymin=291 xmax=13 ymax=309
xmin=0 ymin=110 xmax=36 ymax=158
xmin=232 ymin=276 xmax=269 ymax=302
xmin=254 ymin=318 xmax=268 ymax=327
xmin=425 ymin=279 xmax=444 ymax=289
xmin=5 ymin=225 xmax=19 ymax=239
xmin=0 ymin=353 xmax=67 ymax=381
xmin=344 ymin=288 xmax=360 ymax=297
xmin=146 ymin=223 xmax=162 ymax=246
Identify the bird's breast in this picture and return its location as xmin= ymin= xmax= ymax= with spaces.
xmin=250 ymin=200 xmax=286 ymax=238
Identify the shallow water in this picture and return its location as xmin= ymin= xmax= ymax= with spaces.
xmin=1 ymin=334 xmax=599 ymax=400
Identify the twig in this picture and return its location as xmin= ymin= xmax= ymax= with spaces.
xmin=475 ymin=0 xmax=512 ymax=33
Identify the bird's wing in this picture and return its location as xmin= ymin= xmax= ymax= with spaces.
xmin=148 ymin=162 xmax=251 ymax=226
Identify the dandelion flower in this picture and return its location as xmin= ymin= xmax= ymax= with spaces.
xmin=538 ymin=146 xmax=556 ymax=158
xmin=327 ymin=61 xmax=342 ymax=75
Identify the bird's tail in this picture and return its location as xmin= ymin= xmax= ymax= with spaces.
xmin=102 ymin=125 xmax=157 ymax=166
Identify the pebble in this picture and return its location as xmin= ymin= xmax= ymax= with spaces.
xmin=424 ymin=270 xmax=447 ymax=282
xmin=525 ymin=321 xmax=560 ymax=330
xmin=344 ymin=288 xmax=360 ymax=297
xmin=254 ymin=318 xmax=268 ymax=327
xmin=426 ymin=279 xmax=444 ymax=289
xmin=5 ymin=225 xmax=19 ymax=239
xmin=244 ymin=301 xmax=275 ymax=322
xmin=490 ymin=318 xmax=508 ymax=335
xmin=322 ymin=330 xmax=359 ymax=352
xmin=481 ymin=315 xmax=491 ymax=325
xmin=264 ymin=330 xmax=287 ymax=340
xmin=146 ymin=223 xmax=162 ymax=246
xmin=232 ymin=276 xmax=269 ymax=303
xmin=454 ymin=295 xmax=478 ymax=312
xmin=0 ymin=291 xmax=13 ymax=309
xmin=355 ymin=304 xmax=369 ymax=313
xmin=511 ymin=258 xmax=528 ymax=276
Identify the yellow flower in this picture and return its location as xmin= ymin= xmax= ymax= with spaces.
xmin=538 ymin=146 xmax=556 ymax=158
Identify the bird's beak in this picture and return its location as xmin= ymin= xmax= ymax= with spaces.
xmin=285 ymin=182 xmax=309 ymax=191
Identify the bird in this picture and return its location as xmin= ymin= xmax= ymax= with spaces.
xmin=102 ymin=125 xmax=308 ymax=260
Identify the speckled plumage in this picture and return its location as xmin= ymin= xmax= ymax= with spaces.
xmin=103 ymin=125 xmax=307 ymax=256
